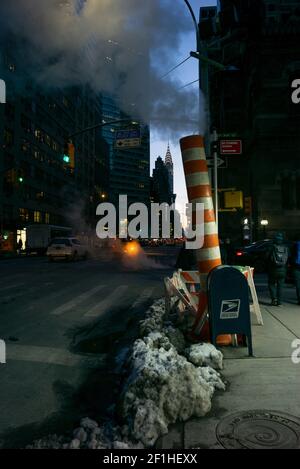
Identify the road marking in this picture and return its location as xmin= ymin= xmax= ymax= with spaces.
xmin=84 ymin=285 xmax=128 ymax=318
xmin=6 ymin=343 xmax=106 ymax=368
xmin=131 ymin=287 xmax=155 ymax=309
xmin=0 ymin=283 xmax=25 ymax=293
xmin=50 ymin=285 xmax=106 ymax=316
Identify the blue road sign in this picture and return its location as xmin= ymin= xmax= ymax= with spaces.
xmin=115 ymin=129 xmax=140 ymax=140
xmin=208 ymin=266 xmax=253 ymax=356
xmin=115 ymin=128 xmax=141 ymax=148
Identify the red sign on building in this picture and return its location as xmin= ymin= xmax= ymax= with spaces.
xmin=220 ymin=140 xmax=242 ymax=155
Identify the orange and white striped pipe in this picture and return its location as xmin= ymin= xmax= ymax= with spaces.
xmin=180 ymin=135 xmax=222 ymax=339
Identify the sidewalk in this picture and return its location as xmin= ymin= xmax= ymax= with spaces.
xmin=157 ymin=277 xmax=300 ymax=449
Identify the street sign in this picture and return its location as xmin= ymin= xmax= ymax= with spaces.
xmin=208 ymin=266 xmax=253 ymax=356
xmin=220 ymin=139 xmax=242 ymax=155
xmin=218 ymin=132 xmax=239 ymax=138
xmin=207 ymin=157 xmax=227 ymax=168
xmin=224 ymin=190 xmax=243 ymax=209
xmin=115 ymin=128 xmax=141 ymax=149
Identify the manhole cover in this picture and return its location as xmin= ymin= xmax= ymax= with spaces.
xmin=216 ymin=411 xmax=300 ymax=449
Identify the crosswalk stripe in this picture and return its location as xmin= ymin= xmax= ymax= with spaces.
xmin=50 ymin=284 xmax=106 ymax=316
xmin=131 ymin=287 xmax=155 ymax=309
xmin=0 ymin=283 xmax=25 ymax=293
xmin=6 ymin=343 xmax=106 ymax=368
xmin=84 ymin=285 xmax=128 ymax=318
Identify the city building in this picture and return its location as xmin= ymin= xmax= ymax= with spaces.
xmin=164 ymin=143 xmax=174 ymax=196
xmin=99 ymin=94 xmax=150 ymax=209
xmin=150 ymin=147 xmax=177 ymax=238
xmin=200 ymin=0 xmax=300 ymax=242
xmin=0 ymin=45 xmax=110 ymax=250
xmin=151 ymin=144 xmax=176 ymax=206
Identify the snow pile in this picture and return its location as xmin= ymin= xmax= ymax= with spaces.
xmin=119 ymin=332 xmax=225 ymax=447
xmin=27 ymin=418 xmax=144 ymax=450
xmin=28 ymin=299 xmax=225 ymax=450
xmin=185 ymin=343 xmax=223 ymax=370
xmin=162 ymin=324 xmax=186 ymax=354
xmin=139 ymin=299 xmax=166 ymax=336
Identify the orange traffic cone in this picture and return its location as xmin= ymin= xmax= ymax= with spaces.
xmin=180 ymin=135 xmax=231 ymax=345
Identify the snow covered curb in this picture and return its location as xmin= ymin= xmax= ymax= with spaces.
xmin=28 ymin=298 xmax=225 ymax=449
xmin=119 ymin=332 xmax=225 ymax=447
xmin=27 ymin=418 xmax=143 ymax=450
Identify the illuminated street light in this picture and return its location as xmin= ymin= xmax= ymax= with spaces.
xmin=260 ymin=219 xmax=269 ymax=226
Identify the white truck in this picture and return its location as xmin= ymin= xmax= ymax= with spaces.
xmin=26 ymin=225 xmax=72 ymax=255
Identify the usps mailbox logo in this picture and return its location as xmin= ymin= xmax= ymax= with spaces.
xmin=220 ymin=299 xmax=241 ymax=319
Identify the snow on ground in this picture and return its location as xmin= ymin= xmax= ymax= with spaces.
xmin=119 ymin=332 xmax=225 ymax=447
xmin=139 ymin=298 xmax=166 ymax=336
xmin=27 ymin=418 xmax=144 ymax=450
xmin=28 ymin=298 xmax=225 ymax=449
xmin=185 ymin=343 xmax=223 ymax=370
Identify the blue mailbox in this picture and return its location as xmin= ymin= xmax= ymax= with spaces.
xmin=207 ymin=266 xmax=253 ymax=356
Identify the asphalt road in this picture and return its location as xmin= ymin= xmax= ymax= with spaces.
xmin=0 ymin=247 xmax=179 ymax=448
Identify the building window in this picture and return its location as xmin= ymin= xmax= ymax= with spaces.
xmin=35 ymin=129 xmax=44 ymax=143
xmin=45 ymin=213 xmax=50 ymax=224
xmin=21 ymin=140 xmax=30 ymax=153
xmin=34 ymin=211 xmax=42 ymax=223
xmin=36 ymin=191 xmax=44 ymax=200
xmin=19 ymin=208 xmax=29 ymax=222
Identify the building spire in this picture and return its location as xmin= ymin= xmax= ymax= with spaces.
xmin=165 ymin=142 xmax=173 ymax=166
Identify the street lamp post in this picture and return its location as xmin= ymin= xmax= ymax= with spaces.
xmin=183 ymin=1 xmax=217 ymax=224
xmin=260 ymin=219 xmax=269 ymax=239
xmin=183 ymin=2 xmax=239 ymax=232
xmin=183 ymin=1 xmax=208 ymax=137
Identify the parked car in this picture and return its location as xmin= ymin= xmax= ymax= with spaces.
xmin=234 ymin=239 xmax=293 ymax=274
xmin=234 ymin=240 xmax=273 ymax=272
xmin=47 ymin=237 xmax=89 ymax=261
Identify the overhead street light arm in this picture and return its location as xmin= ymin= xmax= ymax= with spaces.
xmin=183 ymin=0 xmax=201 ymax=50
xmin=190 ymin=51 xmax=226 ymax=71
xmin=67 ymin=118 xmax=139 ymax=140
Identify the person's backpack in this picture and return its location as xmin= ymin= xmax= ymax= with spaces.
xmin=295 ymin=242 xmax=300 ymax=266
xmin=271 ymin=244 xmax=289 ymax=267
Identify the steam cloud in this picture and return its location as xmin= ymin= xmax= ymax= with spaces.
xmin=0 ymin=0 xmax=205 ymax=137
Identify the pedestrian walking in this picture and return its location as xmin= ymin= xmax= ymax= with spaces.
xmin=291 ymin=240 xmax=300 ymax=305
xmin=17 ymin=238 xmax=23 ymax=255
xmin=266 ymin=232 xmax=289 ymax=306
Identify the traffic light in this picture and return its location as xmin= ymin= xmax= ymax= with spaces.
xmin=63 ymin=142 xmax=75 ymax=170
xmin=17 ymin=169 xmax=24 ymax=184
xmin=244 ymin=196 xmax=252 ymax=215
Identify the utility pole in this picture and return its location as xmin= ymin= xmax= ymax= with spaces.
xmin=184 ymin=2 xmax=219 ymax=228
xmin=212 ymin=127 xmax=219 ymax=228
